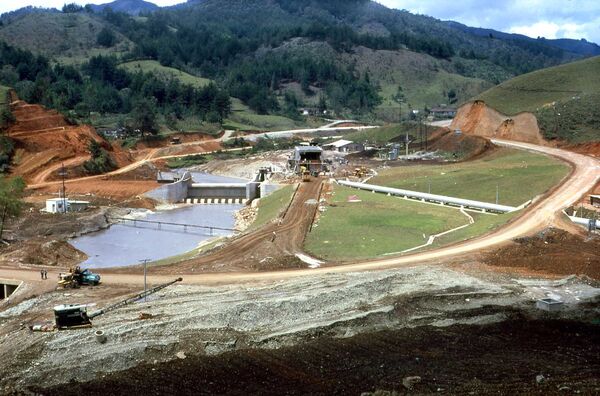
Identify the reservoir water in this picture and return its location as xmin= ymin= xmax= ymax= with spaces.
xmin=71 ymin=173 xmax=246 ymax=268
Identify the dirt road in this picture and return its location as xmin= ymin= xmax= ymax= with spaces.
xmin=29 ymin=155 xmax=90 ymax=184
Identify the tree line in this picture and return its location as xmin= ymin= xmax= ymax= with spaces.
xmin=0 ymin=42 xmax=232 ymax=132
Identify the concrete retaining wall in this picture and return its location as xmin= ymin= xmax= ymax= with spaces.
xmin=188 ymin=183 xmax=248 ymax=199
xmin=0 ymin=279 xmax=21 ymax=300
xmin=247 ymin=182 xmax=261 ymax=201
xmin=146 ymin=171 xmax=278 ymax=203
xmin=260 ymin=183 xmax=282 ymax=198
xmin=145 ymin=172 xmax=192 ymax=203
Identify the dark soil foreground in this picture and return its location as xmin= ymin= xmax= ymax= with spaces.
xmin=34 ymin=319 xmax=600 ymax=396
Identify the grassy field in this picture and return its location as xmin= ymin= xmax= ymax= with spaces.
xmin=475 ymin=56 xmax=600 ymax=143
xmin=370 ymin=148 xmax=569 ymax=206
xmin=431 ymin=211 xmax=519 ymax=249
xmin=226 ymin=99 xmax=305 ymax=131
xmin=250 ymin=184 xmax=296 ymax=230
xmin=305 ymin=186 xmax=468 ymax=261
xmin=476 ymin=56 xmax=600 ymax=115
xmin=119 ymin=60 xmax=213 ymax=88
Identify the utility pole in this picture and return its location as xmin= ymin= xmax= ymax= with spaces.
xmin=58 ymin=163 xmax=67 ymax=214
xmin=423 ymin=123 xmax=427 ymax=151
xmin=419 ymin=113 xmax=424 ymax=151
xmin=139 ymin=259 xmax=151 ymax=301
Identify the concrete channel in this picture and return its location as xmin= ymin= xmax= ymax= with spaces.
xmin=0 ymin=279 xmax=22 ymax=300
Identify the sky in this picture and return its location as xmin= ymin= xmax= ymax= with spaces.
xmin=377 ymin=0 xmax=600 ymax=44
xmin=1 ymin=0 xmax=599 ymax=44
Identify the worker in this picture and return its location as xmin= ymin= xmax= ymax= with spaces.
xmin=44 ymin=270 xmax=48 ymax=280
xmin=271 ymin=231 xmax=276 ymax=242
xmin=40 ymin=270 xmax=44 ymax=280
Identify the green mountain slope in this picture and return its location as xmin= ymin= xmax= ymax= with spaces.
xmin=1 ymin=0 xmax=598 ymax=129
xmin=0 ymin=12 xmax=132 ymax=63
xmin=475 ymin=56 xmax=600 ymax=143
xmin=119 ymin=60 xmax=213 ymax=88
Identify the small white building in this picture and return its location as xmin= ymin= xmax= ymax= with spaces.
xmin=45 ymin=198 xmax=89 ymax=214
xmin=322 ymin=139 xmax=364 ymax=153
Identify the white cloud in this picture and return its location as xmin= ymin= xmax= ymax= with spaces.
xmin=509 ymin=21 xmax=561 ymax=39
xmin=376 ymin=0 xmax=600 ymax=44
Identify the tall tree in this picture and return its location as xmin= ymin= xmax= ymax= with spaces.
xmin=131 ymin=97 xmax=158 ymax=135
xmin=0 ymin=176 xmax=25 ymax=242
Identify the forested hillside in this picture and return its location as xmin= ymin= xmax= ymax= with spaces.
xmin=0 ymin=0 xmax=597 ymax=131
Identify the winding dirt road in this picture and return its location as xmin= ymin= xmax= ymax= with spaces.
xmin=6 ymin=138 xmax=598 ymax=286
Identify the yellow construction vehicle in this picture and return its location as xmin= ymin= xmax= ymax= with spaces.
xmin=354 ymin=166 xmax=368 ymax=178
xmin=300 ymin=165 xmax=311 ymax=182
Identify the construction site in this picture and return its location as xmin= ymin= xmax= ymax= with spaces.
xmin=0 ymin=92 xmax=599 ymax=395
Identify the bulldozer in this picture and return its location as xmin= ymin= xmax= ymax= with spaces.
xmin=58 ymin=266 xmax=101 ymax=289
xmin=53 ymin=278 xmax=183 ymax=329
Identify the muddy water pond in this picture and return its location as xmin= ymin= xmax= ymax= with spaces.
xmin=72 ymin=173 xmax=246 ymax=268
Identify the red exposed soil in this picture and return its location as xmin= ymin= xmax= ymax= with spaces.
xmin=428 ymin=129 xmax=493 ymax=160
xmin=133 ymin=131 xmax=224 ymax=149
xmin=7 ymin=99 xmax=131 ymax=182
xmin=485 ymin=228 xmax=600 ymax=279
xmin=451 ymin=100 xmax=546 ymax=145
xmin=33 ymin=179 xmax=159 ymax=200
xmin=565 ymin=141 xmax=600 ymax=158
xmin=149 ymin=140 xmax=223 ymax=159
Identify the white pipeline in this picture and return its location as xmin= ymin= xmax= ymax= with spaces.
xmin=338 ymin=180 xmax=519 ymax=213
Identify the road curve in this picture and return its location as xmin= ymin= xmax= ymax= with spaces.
xmin=11 ymin=139 xmax=599 ymax=286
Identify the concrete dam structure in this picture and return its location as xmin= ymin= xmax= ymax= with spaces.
xmin=146 ymin=171 xmax=279 ymax=204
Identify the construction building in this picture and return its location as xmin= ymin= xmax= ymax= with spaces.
xmin=322 ymin=139 xmax=364 ymax=153
xmin=45 ymin=198 xmax=89 ymax=214
xmin=430 ymin=107 xmax=457 ymax=118
xmin=289 ymin=146 xmax=325 ymax=174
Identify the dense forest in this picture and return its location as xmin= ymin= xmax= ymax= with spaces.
xmin=0 ymin=41 xmax=232 ymax=131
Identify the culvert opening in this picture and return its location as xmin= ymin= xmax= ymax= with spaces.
xmin=0 ymin=279 xmax=21 ymax=300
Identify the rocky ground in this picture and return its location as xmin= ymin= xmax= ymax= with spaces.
xmin=0 ymin=264 xmax=598 ymax=394
xmin=38 ymin=319 xmax=600 ymax=395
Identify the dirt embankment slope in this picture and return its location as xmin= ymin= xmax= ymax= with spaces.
xmin=427 ymin=129 xmax=493 ymax=160
xmin=7 ymin=98 xmax=130 ymax=182
xmin=451 ymin=100 xmax=546 ymax=145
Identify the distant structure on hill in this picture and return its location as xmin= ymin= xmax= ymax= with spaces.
xmin=430 ymin=107 xmax=457 ymax=119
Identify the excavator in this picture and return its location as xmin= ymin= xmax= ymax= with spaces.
xmin=52 ymin=278 xmax=183 ymax=329
xmin=57 ymin=266 xmax=101 ymax=288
